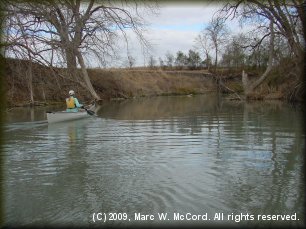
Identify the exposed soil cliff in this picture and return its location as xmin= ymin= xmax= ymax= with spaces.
xmin=3 ymin=58 xmax=302 ymax=107
xmin=3 ymin=58 xmax=215 ymax=107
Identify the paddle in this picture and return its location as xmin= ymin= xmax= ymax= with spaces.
xmin=82 ymin=106 xmax=96 ymax=116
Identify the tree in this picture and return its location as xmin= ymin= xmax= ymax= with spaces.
xmin=11 ymin=13 xmax=35 ymax=104
xmin=221 ymin=33 xmax=247 ymax=69
xmin=243 ymin=21 xmax=275 ymax=96
xmin=158 ymin=57 xmax=166 ymax=69
xmin=194 ymin=33 xmax=212 ymax=71
xmin=246 ymin=36 xmax=270 ymax=69
xmin=4 ymin=0 xmax=156 ymax=100
xmin=148 ymin=55 xmax=157 ymax=69
xmin=174 ymin=51 xmax=188 ymax=70
xmin=187 ymin=49 xmax=202 ymax=70
xmin=165 ymin=51 xmax=174 ymax=68
xmin=219 ymin=0 xmax=305 ymax=99
xmin=204 ymin=17 xmax=229 ymax=73
xmin=202 ymin=54 xmax=212 ymax=70
xmin=127 ymin=55 xmax=136 ymax=69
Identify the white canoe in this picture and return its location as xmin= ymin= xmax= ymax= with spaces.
xmin=47 ymin=105 xmax=95 ymax=123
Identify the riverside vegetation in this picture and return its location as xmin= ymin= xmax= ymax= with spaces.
xmin=3 ymin=58 xmax=214 ymax=107
xmin=2 ymin=1 xmax=304 ymax=107
xmin=3 ymin=57 xmax=303 ymax=108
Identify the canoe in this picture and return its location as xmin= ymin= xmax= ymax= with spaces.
xmin=47 ymin=105 xmax=95 ymax=124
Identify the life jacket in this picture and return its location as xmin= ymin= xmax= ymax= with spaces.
xmin=66 ymin=97 xmax=76 ymax=109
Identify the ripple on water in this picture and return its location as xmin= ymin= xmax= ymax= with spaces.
xmin=3 ymin=100 xmax=305 ymax=226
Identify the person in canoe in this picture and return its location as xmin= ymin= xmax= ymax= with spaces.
xmin=66 ymin=90 xmax=84 ymax=112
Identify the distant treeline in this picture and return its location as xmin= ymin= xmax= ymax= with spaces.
xmin=2 ymin=1 xmax=304 ymax=102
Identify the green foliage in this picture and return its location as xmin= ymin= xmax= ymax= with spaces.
xmin=165 ymin=52 xmax=174 ymax=68
xmin=187 ymin=50 xmax=202 ymax=70
xmin=175 ymin=51 xmax=188 ymax=69
xmin=202 ymin=55 xmax=212 ymax=68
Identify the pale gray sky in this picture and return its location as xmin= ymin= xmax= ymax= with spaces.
xmin=112 ymin=2 xmax=246 ymax=68
xmin=82 ymin=2 xmax=252 ymax=68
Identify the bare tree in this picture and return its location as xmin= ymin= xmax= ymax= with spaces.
xmin=219 ymin=0 xmax=305 ymax=98
xmin=158 ymin=57 xmax=165 ymax=69
xmin=148 ymin=55 xmax=156 ymax=69
xmin=3 ymin=8 xmax=42 ymax=105
xmin=204 ymin=17 xmax=229 ymax=73
xmin=245 ymin=36 xmax=270 ymax=69
xmin=194 ymin=33 xmax=212 ymax=71
xmin=187 ymin=49 xmax=202 ymax=70
xmin=4 ymin=0 xmax=157 ymax=100
xmin=127 ymin=55 xmax=136 ymax=69
xmin=165 ymin=51 xmax=174 ymax=69
xmin=242 ymin=21 xmax=275 ymax=95
xmin=220 ymin=33 xmax=247 ymax=69
xmin=174 ymin=51 xmax=188 ymax=70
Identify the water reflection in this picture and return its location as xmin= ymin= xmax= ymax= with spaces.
xmin=3 ymin=94 xmax=304 ymax=227
xmin=47 ymin=119 xmax=89 ymax=146
xmin=97 ymin=95 xmax=220 ymax=120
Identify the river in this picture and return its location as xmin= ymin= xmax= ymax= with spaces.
xmin=2 ymin=94 xmax=305 ymax=227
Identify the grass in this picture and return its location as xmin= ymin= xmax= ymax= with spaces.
xmin=87 ymin=68 xmax=215 ymax=99
xmin=4 ymin=60 xmax=216 ymax=106
xmin=5 ymin=58 xmax=303 ymax=106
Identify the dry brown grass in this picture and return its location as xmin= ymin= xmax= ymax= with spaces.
xmin=4 ymin=58 xmax=216 ymax=106
xmin=88 ymin=69 xmax=215 ymax=100
xmin=6 ymin=58 xmax=298 ymax=107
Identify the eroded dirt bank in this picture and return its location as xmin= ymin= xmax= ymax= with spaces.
xmin=3 ymin=58 xmax=301 ymax=107
xmin=3 ymin=59 xmax=216 ymax=107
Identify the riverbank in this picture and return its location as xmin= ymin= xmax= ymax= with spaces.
xmin=3 ymin=58 xmax=301 ymax=107
xmin=3 ymin=58 xmax=216 ymax=107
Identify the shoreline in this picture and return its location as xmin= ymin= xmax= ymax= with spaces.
xmin=5 ymin=91 xmax=298 ymax=110
xmin=4 ymin=58 xmax=301 ymax=108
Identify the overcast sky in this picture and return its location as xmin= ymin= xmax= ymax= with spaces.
xmin=110 ymin=2 xmax=246 ymax=68
xmin=83 ymin=2 xmax=248 ymax=68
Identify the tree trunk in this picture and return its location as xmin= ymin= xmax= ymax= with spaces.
xmin=206 ymin=52 xmax=210 ymax=71
xmin=27 ymin=60 xmax=34 ymax=104
xmin=214 ymin=48 xmax=218 ymax=73
xmin=76 ymin=50 xmax=101 ymax=100
xmin=243 ymin=21 xmax=275 ymax=97
xmin=16 ymin=15 xmax=34 ymax=104
xmin=63 ymin=43 xmax=78 ymax=82
xmin=65 ymin=46 xmax=77 ymax=69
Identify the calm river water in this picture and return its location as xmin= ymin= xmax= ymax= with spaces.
xmin=2 ymin=94 xmax=305 ymax=227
